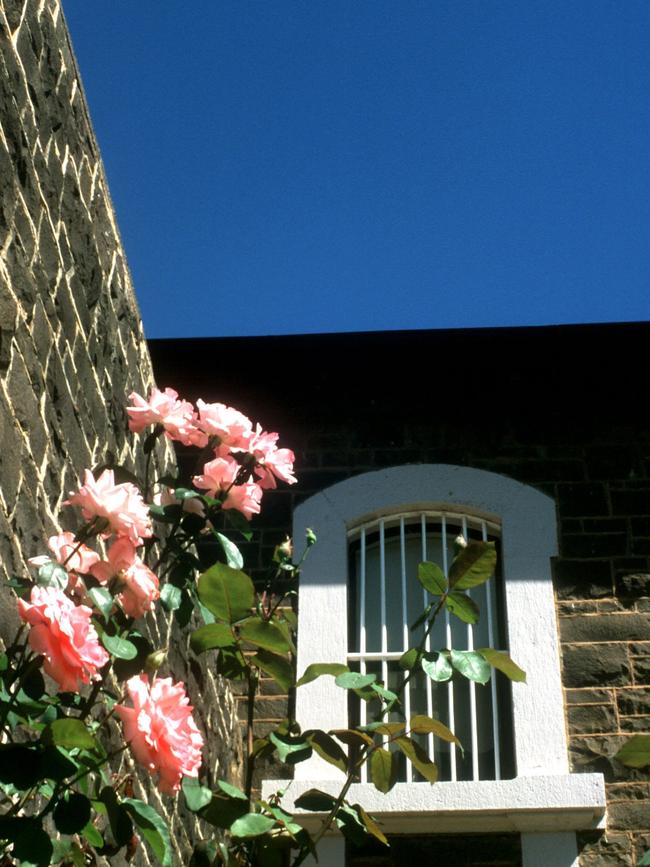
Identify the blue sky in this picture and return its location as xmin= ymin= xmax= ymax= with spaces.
xmin=64 ymin=1 xmax=650 ymax=338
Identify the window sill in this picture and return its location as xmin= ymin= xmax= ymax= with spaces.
xmin=262 ymin=774 xmax=606 ymax=834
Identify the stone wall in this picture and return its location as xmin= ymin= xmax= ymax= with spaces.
xmin=151 ymin=324 xmax=650 ymax=867
xmin=0 ymin=2 xmax=241 ymax=863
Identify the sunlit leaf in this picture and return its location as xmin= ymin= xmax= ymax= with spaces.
xmin=421 ymin=652 xmax=452 ymax=682
xmin=450 ymin=650 xmax=491 ymax=684
xmin=269 ymin=731 xmax=312 ymax=764
xmin=398 ymin=648 xmax=419 ymax=670
xmin=37 ymin=561 xmax=68 ymax=591
xmin=190 ymin=623 xmax=236 ymax=655
xmin=297 ymin=663 xmax=349 ymax=687
xmin=409 ymin=715 xmax=460 ymax=745
xmin=101 ymin=633 xmax=138 ymax=660
xmin=370 ymin=748 xmax=398 ymax=794
xmin=213 ymin=531 xmax=244 ymax=570
xmin=230 ymin=813 xmax=276 ymax=839
xmin=197 ymin=563 xmax=254 ymax=623
xmin=478 ymin=648 xmax=526 ymax=682
xmin=183 ymin=776 xmax=213 ymax=812
xmin=330 ymin=728 xmax=374 ymax=748
xmin=45 ymin=719 xmax=97 ymax=751
xmin=395 ymin=736 xmax=438 ymax=782
xmin=448 ymin=541 xmax=496 ymax=590
xmin=357 ymin=806 xmax=388 ymax=846
xmin=88 ymin=587 xmax=114 ymax=620
xmin=417 ymin=561 xmax=446 ymax=595
xmin=616 ymin=735 xmax=650 ymax=768
xmin=335 ymin=672 xmax=376 ymax=690
xmin=123 ymin=798 xmax=172 ymax=867
xmin=160 ymin=584 xmax=182 ymax=612
xmin=240 ymin=618 xmax=292 ymax=654
xmin=445 ymin=591 xmax=480 ymax=624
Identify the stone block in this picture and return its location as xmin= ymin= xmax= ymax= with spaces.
xmin=617 ymin=688 xmax=650 ymax=716
xmin=560 ymin=613 xmax=650 ymax=643
xmin=553 ymin=558 xmax=613 ymax=599
xmin=557 ymin=483 xmax=609 ymax=517
xmin=562 ymin=643 xmax=630 ymax=688
xmin=567 ymin=704 xmax=617 ymax=735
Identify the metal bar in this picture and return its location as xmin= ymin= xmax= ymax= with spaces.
xmin=359 ymin=529 xmax=367 ymax=781
xmin=400 ymin=518 xmax=412 ymax=781
xmin=421 ymin=514 xmax=434 ymax=760
xmin=348 ymin=651 xmax=410 ymax=661
xmin=442 ymin=515 xmax=457 ymax=781
xmin=380 ymin=520 xmax=387 ymax=656
xmin=462 ymin=515 xmax=480 ymax=781
xmin=482 ymin=519 xmax=501 ymax=780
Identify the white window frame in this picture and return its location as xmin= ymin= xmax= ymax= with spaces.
xmin=262 ymin=465 xmax=605 ymax=867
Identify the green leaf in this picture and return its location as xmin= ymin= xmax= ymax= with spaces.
xmin=101 ymin=633 xmax=138 ymax=660
xmin=182 ymin=776 xmax=213 ymax=812
xmin=446 ymin=591 xmax=480 ymax=624
xmin=123 ymin=798 xmax=172 ymax=867
xmin=362 ymin=721 xmax=405 ymax=737
xmin=398 ymin=648 xmax=419 ymax=670
xmin=216 ymin=779 xmax=248 ymax=800
xmin=11 ymin=819 xmax=53 ymax=867
xmin=417 ymin=561 xmax=447 ymax=595
xmin=478 ymin=648 xmax=526 ymax=682
xmin=335 ymin=671 xmax=376 ymax=690
xmin=200 ymin=792 xmax=248 ymax=829
xmin=88 ymin=587 xmax=114 ymax=620
xmin=197 ymin=563 xmax=254 ymax=623
xmin=335 ymin=803 xmax=369 ymax=846
xmin=213 ymin=531 xmax=244 ymax=570
xmin=409 ymin=714 xmax=460 ymax=745
xmin=615 ymin=735 xmax=650 ymax=768
xmin=304 ymin=730 xmax=348 ymax=774
xmin=224 ymin=508 xmax=253 ymax=541
xmin=240 ymin=618 xmax=292 ymax=654
xmin=230 ymin=813 xmax=276 ymax=839
xmin=638 ymin=851 xmax=650 ymax=866
xmin=357 ymin=805 xmax=388 ymax=846
xmin=37 ymin=561 xmax=68 ymax=591
xmin=450 ymin=649 xmax=491 ymax=684
xmin=54 ymin=792 xmax=91 ymax=834
xmin=218 ymin=647 xmax=248 ymax=680
xmin=99 ymin=787 xmax=133 ymax=848
xmin=269 ymin=731 xmax=312 ymax=764
xmin=190 ymin=623 xmax=236 ymax=655
xmin=251 ymin=650 xmax=293 ymax=692
xmin=174 ymin=487 xmax=200 ymax=500
xmin=294 ymin=789 xmax=337 ymax=812
xmin=81 ymin=822 xmax=104 ymax=848
xmin=421 ymin=652 xmax=453 ymax=682
xmin=0 ymin=745 xmax=43 ymax=789
xmin=371 ymin=683 xmax=398 ymax=702
xmin=45 ymin=718 xmax=97 ymax=751
xmin=395 ymin=736 xmax=438 ymax=782
xmin=160 ymin=584 xmax=182 ymax=612
xmin=297 ymin=663 xmax=349 ymax=687
xmin=448 ymin=541 xmax=496 ymax=590
xmin=330 ymin=728 xmax=374 ymax=748
xmin=370 ymin=748 xmax=398 ymax=794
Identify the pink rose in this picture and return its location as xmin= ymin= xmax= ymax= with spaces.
xmin=116 ymin=675 xmax=204 ymax=794
xmin=127 ymin=388 xmax=207 ymax=447
xmin=17 ymin=586 xmax=109 ymax=693
xmin=90 ymin=538 xmax=160 ymax=619
xmin=195 ymin=400 xmax=253 ymax=449
xmin=244 ymin=427 xmax=297 ymax=489
xmin=192 ymin=456 xmax=262 ymax=520
xmin=29 ymin=532 xmax=101 ymax=594
xmin=65 ymin=469 xmax=153 ymax=545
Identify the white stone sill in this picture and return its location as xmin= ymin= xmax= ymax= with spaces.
xmin=262 ymin=774 xmax=606 ymax=834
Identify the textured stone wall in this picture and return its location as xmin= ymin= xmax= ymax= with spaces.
xmin=151 ymin=325 xmax=650 ymax=867
xmin=0 ymin=2 xmax=241 ymax=863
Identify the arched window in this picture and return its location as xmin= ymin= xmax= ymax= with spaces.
xmin=262 ymin=466 xmax=605 ymax=867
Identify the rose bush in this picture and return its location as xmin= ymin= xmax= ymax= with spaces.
xmin=0 ymin=387 xmax=522 ymax=867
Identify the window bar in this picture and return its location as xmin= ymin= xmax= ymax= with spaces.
xmin=462 ymin=515 xmax=480 ymax=781
xmin=442 ymin=515 xmax=457 ymax=781
xmin=379 ymin=520 xmax=388 ymax=751
xmin=359 ymin=528 xmax=367 ymax=781
xmin=482 ymin=519 xmax=501 ymax=780
xmin=420 ymin=514 xmax=434 ymax=760
xmin=400 ymin=518 xmax=412 ymax=781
